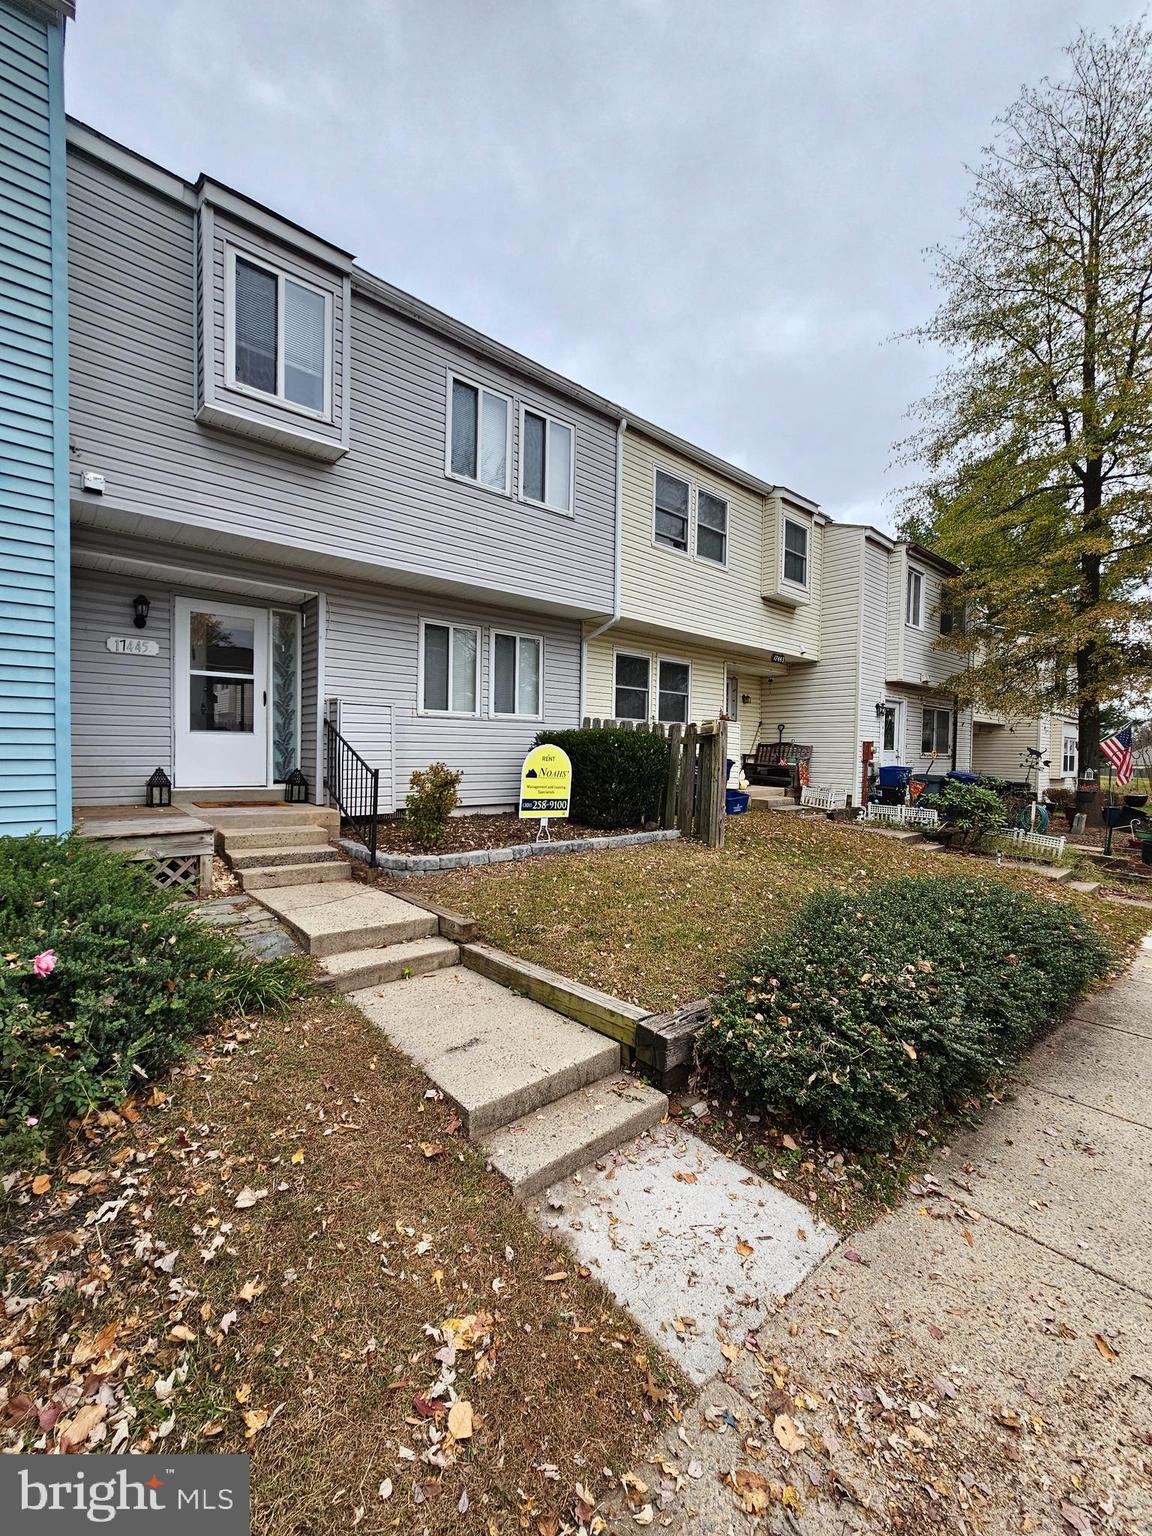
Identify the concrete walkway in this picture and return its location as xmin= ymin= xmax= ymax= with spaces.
xmin=623 ymin=940 xmax=1152 ymax=1536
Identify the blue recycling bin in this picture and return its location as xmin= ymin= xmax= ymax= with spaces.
xmin=946 ymin=770 xmax=979 ymax=785
xmin=726 ymin=788 xmax=750 ymax=815
xmin=877 ymin=764 xmax=911 ymax=789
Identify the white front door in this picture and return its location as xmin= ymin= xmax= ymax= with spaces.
xmin=880 ymin=701 xmax=904 ymax=766
xmin=174 ymin=599 xmax=269 ymax=787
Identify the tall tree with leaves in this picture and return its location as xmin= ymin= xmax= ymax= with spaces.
xmin=899 ymin=24 xmax=1152 ymax=800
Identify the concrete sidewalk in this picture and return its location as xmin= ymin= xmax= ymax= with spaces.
xmin=626 ymin=939 xmax=1152 ymax=1535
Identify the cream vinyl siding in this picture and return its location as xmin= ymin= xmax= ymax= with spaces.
xmin=618 ymin=429 xmax=821 ymax=661
xmin=582 ymin=628 xmax=734 ymax=727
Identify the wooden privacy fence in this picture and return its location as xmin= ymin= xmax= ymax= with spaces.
xmin=580 ymin=716 xmax=729 ymax=847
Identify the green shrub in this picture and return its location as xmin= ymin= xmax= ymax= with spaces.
xmin=698 ymin=874 xmax=1111 ymax=1151
xmin=405 ymin=761 xmax=464 ymax=849
xmin=921 ymin=780 xmax=1007 ymax=847
xmin=533 ymin=728 xmax=669 ymax=829
xmin=0 ymin=834 xmax=306 ymax=1167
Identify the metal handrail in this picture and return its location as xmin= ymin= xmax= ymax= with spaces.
xmin=323 ymin=717 xmax=379 ymax=861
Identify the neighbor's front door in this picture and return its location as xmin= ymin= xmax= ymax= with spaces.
xmin=880 ymin=701 xmax=903 ymax=766
xmin=174 ymin=599 xmax=269 ymax=787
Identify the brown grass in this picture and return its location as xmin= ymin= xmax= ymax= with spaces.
xmin=1 ymin=997 xmax=683 ymax=1534
xmin=411 ymin=809 xmax=1150 ymax=1011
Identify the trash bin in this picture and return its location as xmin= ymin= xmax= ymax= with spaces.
xmin=946 ymin=770 xmax=980 ymax=785
xmin=726 ymin=788 xmax=750 ymax=815
xmin=877 ymin=765 xmax=911 ymax=789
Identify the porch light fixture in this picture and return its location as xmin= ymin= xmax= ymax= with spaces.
xmin=283 ymin=768 xmax=308 ymax=804
xmin=146 ymin=767 xmax=172 ymax=807
xmin=875 ymin=701 xmax=886 ymax=718
xmin=132 ymin=594 xmax=151 ymax=629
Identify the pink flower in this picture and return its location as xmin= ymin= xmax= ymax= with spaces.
xmin=31 ymin=949 xmax=57 ymax=979
xmin=25 ymin=1116 xmax=38 ymax=1127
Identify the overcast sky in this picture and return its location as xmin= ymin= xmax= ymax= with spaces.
xmin=66 ymin=0 xmax=1143 ymax=526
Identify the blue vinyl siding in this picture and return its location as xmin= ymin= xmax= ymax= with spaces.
xmin=0 ymin=1 xmax=70 ymax=835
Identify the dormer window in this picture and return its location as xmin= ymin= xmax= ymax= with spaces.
xmin=782 ymin=517 xmax=809 ymax=586
xmin=906 ymin=567 xmax=924 ymax=627
xmin=228 ymin=251 xmax=331 ymax=417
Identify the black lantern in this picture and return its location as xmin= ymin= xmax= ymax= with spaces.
xmin=146 ymin=767 xmax=172 ymax=807
xmin=132 ymin=594 xmax=151 ymax=629
xmin=283 ymin=768 xmax=308 ymax=803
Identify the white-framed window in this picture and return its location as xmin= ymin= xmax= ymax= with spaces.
xmin=657 ymin=657 xmax=691 ymax=724
xmin=491 ymin=630 xmax=543 ymax=718
xmin=921 ymin=705 xmax=951 ymax=754
xmin=446 ymin=373 xmax=511 ymax=493
xmin=1062 ymin=730 xmax=1078 ymax=776
xmin=419 ymin=620 xmax=480 ymax=715
xmin=227 ymin=248 xmax=332 ymax=417
xmin=520 ymin=407 xmax=574 ymax=514
xmin=782 ymin=518 xmax=809 ymax=586
xmin=696 ymin=489 xmax=728 ymax=564
xmin=614 ymin=651 xmax=651 ymax=720
xmin=906 ymin=567 xmax=924 ymax=627
xmin=653 ymin=468 xmax=690 ymax=552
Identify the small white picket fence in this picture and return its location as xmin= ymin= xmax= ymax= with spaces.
xmin=982 ymin=826 xmax=1067 ymax=862
xmin=860 ymin=802 xmax=940 ymax=830
xmin=800 ymin=784 xmax=844 ymax=811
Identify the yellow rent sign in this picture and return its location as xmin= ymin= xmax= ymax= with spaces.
xmin=518 ymin=745 xmax=572 ymax=820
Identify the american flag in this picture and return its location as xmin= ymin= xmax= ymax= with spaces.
xmin=1100 ymin=726 xmax=1135 ymax=786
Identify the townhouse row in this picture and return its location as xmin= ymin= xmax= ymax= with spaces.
xmin=0 ymin=2 xmax=1071 ymax=837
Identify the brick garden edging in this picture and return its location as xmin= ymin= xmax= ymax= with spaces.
xmin=337 ymin=827 xmax=680 ymax=876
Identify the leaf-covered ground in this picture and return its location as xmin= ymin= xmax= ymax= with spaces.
xmin=0 ymin=995 xmax=684 ymax=1535
xmin=412 ymin=810 xmax=1150 ymax=1011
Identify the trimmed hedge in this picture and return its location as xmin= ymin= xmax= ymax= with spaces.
xmin=698 ymin=874 xmax=1111 ymax=1150
xmin=533 ymin=727 xmax=669 ymax=829
xmin=0 ymin=834 xmax=306 ymax=1167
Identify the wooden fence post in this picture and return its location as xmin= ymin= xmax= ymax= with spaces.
xmin=664 ymin=723 xmax=682 ymax=829
xmin=678 ymin=723 xmax=698 ymax=837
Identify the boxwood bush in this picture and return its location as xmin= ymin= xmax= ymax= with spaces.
xmin=0 ymin=834 xmax=305 ymax=1167
xmin=534 ymin=727 xmax=669 ymax=829
xmin=698 ymin=875 xmax=1111 ymax=1150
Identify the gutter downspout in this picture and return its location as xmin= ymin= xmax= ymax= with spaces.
xmin=579 ymin=415 xmax=626 ymax=721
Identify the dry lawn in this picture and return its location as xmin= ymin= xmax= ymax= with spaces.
xmin=412 ymin=809 xmax=1150 ymax=1011
xmin=1 ymin=995 xmax=683 ymax=1535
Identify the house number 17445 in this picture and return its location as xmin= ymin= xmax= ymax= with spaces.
xmin=106 ymin=636 xmax=159 ymax=656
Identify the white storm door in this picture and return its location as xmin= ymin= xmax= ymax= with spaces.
xmin=174 ymin=599 xmax=269 ymax=787
xmin=880 ymin=701 xmax=904 ymax=766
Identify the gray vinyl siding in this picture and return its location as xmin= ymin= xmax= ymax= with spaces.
xmin=71 ymin=563 xmax=581 ymax=809
xmin=66 ymin=147 xmax=617 ymax=614
xmin=324 ymin=586 xmax=580 ymax=810
xmin=71 ymin=569 xmax=174 ymax=806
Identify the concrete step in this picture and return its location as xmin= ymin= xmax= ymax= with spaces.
xmin=482 ymin=1074 xmax=668 ymax=1199
xmin=350 ymin=966 xmax=621 ymax=1136
xmin=228 ymin=844 xmax=345 ymax=870
xmin=193 ymin=804 xmax=341 ymax=836
xmin=316 ymin=936 xmax=459 ymax=990
xmin=221 ymin=825 xmax=331 ymax=852
xmin=1068 ymin=879 xmax=1102 ymax=895
xmin=253 ymin=881 xmax=439 ymax=956
xmin=241 ymin=861 xmax=352 ymax=891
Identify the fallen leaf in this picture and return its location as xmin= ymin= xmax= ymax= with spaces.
xmin=1093 ymin=1334 xmax=1119 ymax=1361
xmin=418 ymin=1142 xmax=444 ymax=1159
xmin=242 ymin=1408 xmax=269 ymax=1438
xmin=781 ymin=1134 xmax=800 ymax=1151
xmin=773 ymin=1413 xmax=806 ymax=1454
xmin=57 ymin=1403 xmax=107 ymax=1450
xmin=735 ymin=1239 xmax=754 ymax=1257
xmin=234 ymin=1186 xmax=268 ymax=1209
xmin=291 ymin=1149 xmax=305 ymax=1165
xmin=31 ymin=1174 xmax=51 ymax=1196
xmin=542 ymin=1271 xmax=569 ymax=1283
xmin=168 ymin=1324 xmax=197 ymax=1343
xmin=672 ymin=1170 xmax=697 ymax=1184
xmin=378 ymin=1480 xmax=393 ymax=1501
xmin=235 ymin=1383 xmax=253 ymax=1404
xmin=448 ymin=1399 xmax=474 ymax=1440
